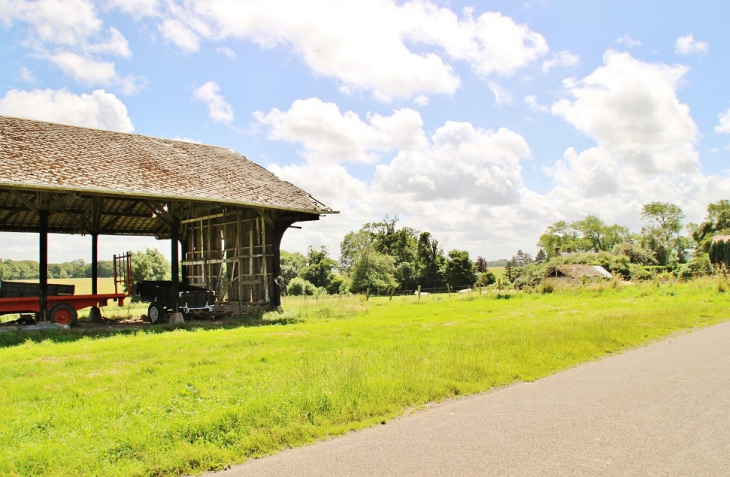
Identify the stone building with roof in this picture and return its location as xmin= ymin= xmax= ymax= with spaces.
xmin=543 ymin=264 xmax=613 ymax=280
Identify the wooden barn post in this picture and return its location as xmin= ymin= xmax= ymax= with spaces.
xmin=270 ymin=221 xmax=293 ymax=308
xmin=170 ymin=202 xmax=180 ymax=316
xmin=38 ymin=207 xmax=49 ymax=322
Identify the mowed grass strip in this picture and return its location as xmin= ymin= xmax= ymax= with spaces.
xmin=0 ymin=279 xmax=728 ymax=476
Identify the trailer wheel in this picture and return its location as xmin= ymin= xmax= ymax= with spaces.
xmin=148 ymin=302 xmax=165 ymax=324
xmin=49 ymin=303 xmax=78 ymax=325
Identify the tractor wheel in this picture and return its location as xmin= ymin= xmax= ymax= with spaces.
xmin=49 ymin=303 xmax=78 ymax=326
xmin=148 ymin=302 xmax=166 ymax=324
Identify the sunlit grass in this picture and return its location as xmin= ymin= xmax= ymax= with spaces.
xmin=0 ymin=278 xmax=727 ymax=476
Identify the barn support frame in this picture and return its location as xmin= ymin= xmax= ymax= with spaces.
xmin=1 ymin=186 xmax=319 ymax=316
xmin=180 ymin=207 xmax=301 ymax=310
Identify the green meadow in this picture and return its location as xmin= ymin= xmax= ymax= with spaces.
xmin=0 ymin=278 xmax=728 ymax=476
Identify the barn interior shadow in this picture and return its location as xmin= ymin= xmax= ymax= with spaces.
xmin=0 ymin=312 xmax=299 ymax=349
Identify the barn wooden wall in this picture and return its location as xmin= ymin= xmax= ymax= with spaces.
xmin=181 ymin=208 xmax=274 ymax=306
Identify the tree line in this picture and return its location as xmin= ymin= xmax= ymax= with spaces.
xmin=0 ymin=249 xmax=171 ymax=283
xmin=281 ymin=216 xmax=493 ymax=296
xmin=284 ymin=200 xmax=730 ymax=295
xmin=502 ymin=200 xmax=730 ymax=287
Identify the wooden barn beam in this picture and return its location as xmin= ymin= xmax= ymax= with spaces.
xmin=9 ymin=189 xmax=39 ymax=213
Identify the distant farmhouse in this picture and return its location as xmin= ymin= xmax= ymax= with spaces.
xmin=544 ymin=264 xmax=613 ymax=280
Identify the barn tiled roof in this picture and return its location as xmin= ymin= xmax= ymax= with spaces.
xmin=0 ymin=115 xmax=333 ymax=215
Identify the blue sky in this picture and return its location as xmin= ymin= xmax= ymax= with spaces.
xmin=1 ymin=0 xmax=729 ymax=263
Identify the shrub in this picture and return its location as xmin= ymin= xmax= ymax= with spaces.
xmin=677 ymin=254 xmax=712 ymax=279
xmin=476 ymin=271 xmax=496 ymax=286
xmin=287 ymin=277 xmax=317 ymax=296
xmin=629 ymin=264 xmax=652 ymax=281
xmin=539 ymin=281 xmax=554 ymax=294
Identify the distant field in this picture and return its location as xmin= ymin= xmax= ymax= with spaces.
xmin=489 ymin=266 xmax=505 ymax=278
xmin=1 ymin=278 xmax=728 ymax=476
xmin=5 ymin=277 xmax=117 ymax=295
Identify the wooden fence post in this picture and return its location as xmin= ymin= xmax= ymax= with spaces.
xmin=447 ymin=284 xmax=451 ymax=296
xmin=417 ymin=285 xmax=421 ymax=300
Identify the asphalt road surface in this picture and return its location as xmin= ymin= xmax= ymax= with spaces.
xmin=212 ymin=320 xmax=730 ymax=476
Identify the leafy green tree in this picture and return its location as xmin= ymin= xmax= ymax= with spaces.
xmin=280 ymin=251 xmax=306 ymax=290
xmin=130 ymin=248 xmax=170 ymax=283
xmin=691 ymin=200 xmax=730 ymax=253
xmin=640 ymin=202 xmax=685 ymax=265
xmin=534 ymin=249 xmax=546 ymax=264
xmin=536 ymin=221 xmax=579 ymax=258
xmin=612 ymin=242 xmax=657 ymax=265
xmin=363 ymin=216 xmax=419 ymax=289
xmin=476 ymin=271 xmax=496 ymax=286
xmin=97 ymin=260 xmax=114 ymax=278
xmin=572 ymin=216 xmax=631 ymax=252
xmin=286 ymin=277 xmax=317 ymax=296
xmin=444 ymin=250 xmax=477 ymax=288
xmin=473 ymin=256 xmax=488 ymax=273
xmin=340 ymin=230 xmax=397 ymax=293
xmin=504 ymin=250 xmax=533 ymax=281
xmin=416 ymin=232 xmax=446 ymax=289
xmin=300 ymin=246 xmax=337 ymax=289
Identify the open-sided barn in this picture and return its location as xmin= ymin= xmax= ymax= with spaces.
xmin=0 ymin=115 xmax=335 ymax=320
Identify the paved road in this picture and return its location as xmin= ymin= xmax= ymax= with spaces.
xmin=212 ymin=321 xmax=730 ymax=476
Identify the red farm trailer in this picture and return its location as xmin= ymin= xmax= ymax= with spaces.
xmin=0 ymin=253 xmax=132 ymax=326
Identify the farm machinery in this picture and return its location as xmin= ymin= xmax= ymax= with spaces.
xmin=134 ymin=280 xmax=215 ymax=324
xmin=0 ymin=253 xmax=132 ymax=326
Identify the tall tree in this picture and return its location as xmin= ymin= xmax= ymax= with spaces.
xmin=340 ymin=230 xmax=396 ymax=292
xmin=130 ymin=248 xmax=170 ymax=282
xmin=416 ymin=232 xmax=446 ymax=289
xmin=691 ymin=200 xmax=730 ymax=253
xmin=536 ymin=221 xmax=580 ymax=258
xmin=445 ymin=250 xmax=477 ymax=288
xmin=363 ymin=216 xmax=419 ymax=289
xmin=473 ymin=256 xmax=488 ymax=273
xmin=640 ymin=202 xmax=685 ymax=265
xmin=279 ymin=250 xmax=307 ymax=289
xmin=300 ymin=246 xmax=336 ymax=289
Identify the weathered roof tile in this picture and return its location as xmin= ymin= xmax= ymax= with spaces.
xmin=0 ymin=115 xmax=334 ymax=215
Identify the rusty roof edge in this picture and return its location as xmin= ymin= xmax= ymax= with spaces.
xmin=0 ymin=181 xmax=339 ymax=216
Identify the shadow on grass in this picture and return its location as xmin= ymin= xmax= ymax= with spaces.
xmin=0 ymin=311 xmax=300 ymax=349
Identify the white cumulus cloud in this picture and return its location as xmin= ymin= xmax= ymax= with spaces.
xmin=115 ymin=0 xmax=549 ymax=101
xmin=2 ymin=0 xmax=140 ymax=93
xmin=675 ymin=34 xmax=709 ymax=56
xmin=551 ymin=50 xmax=699 ymax=176
xmin=192 ymin=81 xmax=234 ymax=124
xmin=615 ymin=35 xmax=641 ymax=48
xmin=715 ymin=108 xmax=730 ymax=134
xmin=375 ymin=122 xmax=531 ymax=205
xmin=542 ymin=50 xmax=580 ymax=72
xmin=254 ymin=98 xmax=427 ymax=164
xmin=0 ymin=88 xmax=134 ymax=132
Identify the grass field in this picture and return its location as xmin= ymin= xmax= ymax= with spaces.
xmin=4 ymin=278 xmax=118 ymax=295
xmin=0 ymin=278 xmax=728 ymax=476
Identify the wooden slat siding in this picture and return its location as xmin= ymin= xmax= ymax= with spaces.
xmin=181 ymin=209 xmax=276 ymax=306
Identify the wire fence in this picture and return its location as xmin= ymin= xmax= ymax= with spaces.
xmin=284 ymin=283 xmax=498 ymax=301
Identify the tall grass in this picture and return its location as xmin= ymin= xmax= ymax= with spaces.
xmin=0 ymin=278 xmax=727 ymax=476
